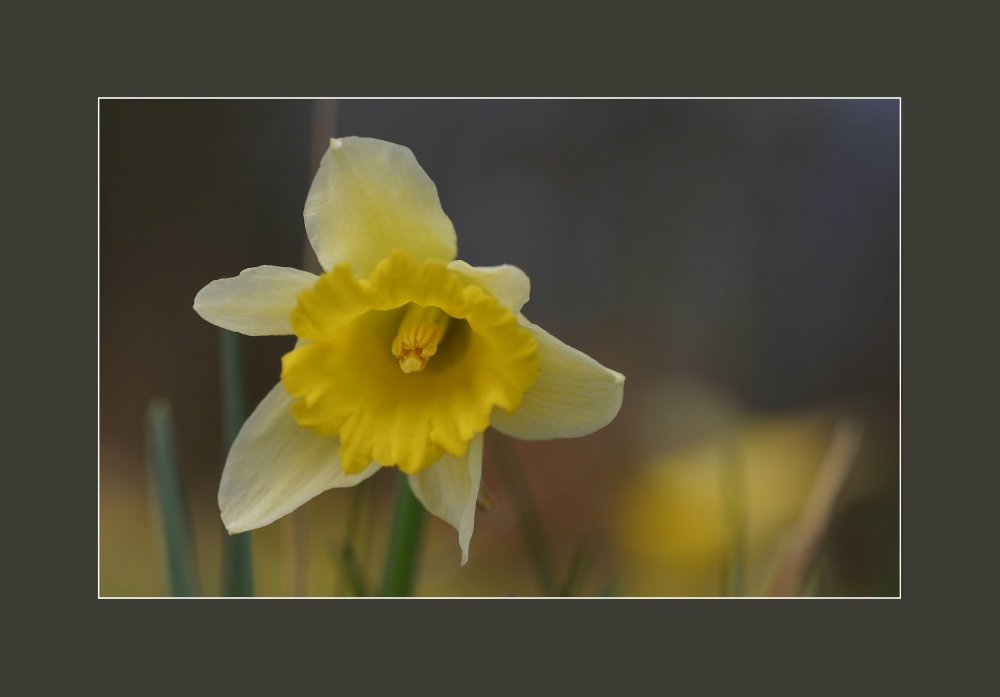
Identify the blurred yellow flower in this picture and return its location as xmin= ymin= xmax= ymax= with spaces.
xmin=615 ymin=412 xmax=834 ymax=595
xmin=194 ymin=137 xmax=624 ymax=564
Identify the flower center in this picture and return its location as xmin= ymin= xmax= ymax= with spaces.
xmin=390 ymin=303 xmax=452 ymax=373
xmin=283 ymin=251 xmax=540 ymax=475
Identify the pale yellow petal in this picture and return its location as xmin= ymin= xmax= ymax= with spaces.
xmin=304 ymin=137 xmax=457 ymax=275
xmin=408 ymin=432 xmax=484 ymax=566
xmin=447 ymin=260 xmax=531 ymax=314
xmin=219 ymin=382 xmax=379 ymax=533
xmin=490 ymin=317 xmax=625 ymax=440
xmin=193 ymin=266 xmax=318 ymax=336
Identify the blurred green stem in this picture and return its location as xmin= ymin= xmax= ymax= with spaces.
xmin=339 ymin=478 xmax=373 ymax=596
xmin=380 ymin=471 xmax=425 ymax=596
xmin=220 ymin=329 xmax=253 ymax=597
xmin=560 ymin=538 xmax=596 ymax=597
xmin=490 ymin=432 xmax=559 ymax=596
xmin=147 ymin=399 xmax=200 ymax=597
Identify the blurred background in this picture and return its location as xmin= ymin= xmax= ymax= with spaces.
xmin=99 ymin=99 xmax=899 ymax=597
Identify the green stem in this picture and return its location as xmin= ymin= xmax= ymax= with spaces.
xmin=147 ymin=400 xmax=199 ymax=597
xmin=490 ymin=432 xmax=559 ymax=596
xmin=380 ymin=471 xmax=425 ymax=596
xmin=560 ymin=538 xmax=596 ymax=597
xmin=338 ymin=478 xmax=373 ymax=596
xmin=220 ymin=329 xmax=253 ymax=597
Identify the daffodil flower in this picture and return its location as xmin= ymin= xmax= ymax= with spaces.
xmin=194 ymin=137 xmax=624 ymax=564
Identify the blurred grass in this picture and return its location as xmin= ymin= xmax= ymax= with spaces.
xmin=147 ymin=399 xmax=199 ymax=596
xmin=337 ymin=478 xmax=375 ymax=596
xmin=490 ymin=431 xmax=559 ymax=595
xmin=101 ymin=383 xmax=895 ymax=597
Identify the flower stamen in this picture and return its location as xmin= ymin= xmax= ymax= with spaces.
xmin=391 ymin=303 xmax=452 ymax=373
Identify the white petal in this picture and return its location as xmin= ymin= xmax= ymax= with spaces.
xmin=219 ymin=382 xmax=380 ymax=533
xmin=194 ymin=266 xmax=318 ymax=335
xmin=304 ymin=137 xmax=457 ymax=276
xmin=447 ymin=260 xmax=531 ymax=314
xmin=490 ymin=318 xmax=625 ymax=440
xmin=407 ymin=432 xmax=484 ymax=566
